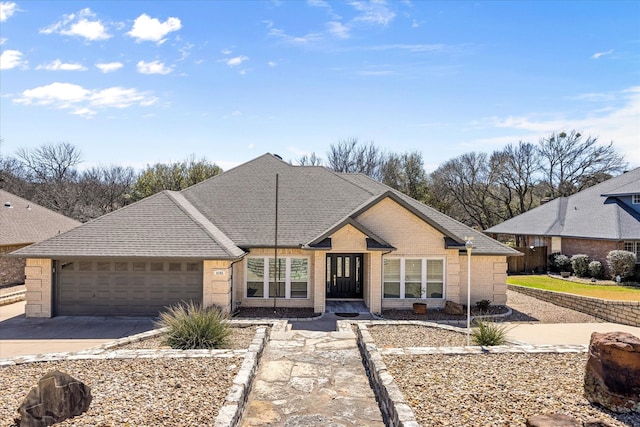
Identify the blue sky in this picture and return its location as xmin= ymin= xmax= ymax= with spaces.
xmin=1 ymin=1 xmax=639 ymax=173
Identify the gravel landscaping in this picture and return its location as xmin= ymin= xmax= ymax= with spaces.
xmin=385 ymin=352 xmax=639 ymax=427
xmin=0 ymin=327 xmax=256 ymax=426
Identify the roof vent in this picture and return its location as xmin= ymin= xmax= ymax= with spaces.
xmin=273 ymin=153 xmax=283 ymax=160
xmin=4 ymin=202 xmax=12 ymax=208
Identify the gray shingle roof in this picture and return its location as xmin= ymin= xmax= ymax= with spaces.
xmin=485 ymin=168 xmax=640 ymax=240
xmin=15 ymin=153 xmax=519 ymax=258
xmin=13 ymin=191 xmax=244 ymax=259
xmin=0 ymin=189 xmax=80 ymax=246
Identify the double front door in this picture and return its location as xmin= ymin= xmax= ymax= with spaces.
xmin=326 ymin=254 xmax=363 ymax=299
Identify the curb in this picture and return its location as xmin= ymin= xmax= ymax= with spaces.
xmin=0 ymin=290 xmax=25 ymax=306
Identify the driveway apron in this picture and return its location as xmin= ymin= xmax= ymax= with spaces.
xmin=241 ymin=326 xmax=385 ymax=427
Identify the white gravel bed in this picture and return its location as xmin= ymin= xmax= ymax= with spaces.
xmin=385 ymin=352 xmax=639 ymax=427
xmin=0 ymin=357 xmax=240 ymax=426
xmin=369 ymin=324 xmax=468 ymax=348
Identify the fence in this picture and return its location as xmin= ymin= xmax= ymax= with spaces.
xmin=508 ymin=246 xmax=547 ymax=274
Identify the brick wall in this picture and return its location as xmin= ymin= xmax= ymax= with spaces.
xmin=560 ymin=238 xmax=622 ymax=266
xmin=0 ymin=244 xmax=28 ymax=286
xmin=508 ymin=284 xmax=639 ymax=327
xmin=203 ymin=259 xmax=233 ymax=312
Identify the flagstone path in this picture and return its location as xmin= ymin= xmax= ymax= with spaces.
xmin=240 ymin=324 xmax=385 ymax=427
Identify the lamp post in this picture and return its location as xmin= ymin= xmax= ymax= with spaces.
xmin=465 ymin=238 xmax=473 ymax=346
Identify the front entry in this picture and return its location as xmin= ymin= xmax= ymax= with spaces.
xmin=326 ymin=254 xmax=363 ymax=299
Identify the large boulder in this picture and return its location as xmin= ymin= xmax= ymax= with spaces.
xmin=17 ymin=370 xmax=92 ymax=427
xmin=444 ymin=300 xmax=464 ymax=315
xmin=584 ymin=331 xmax=640 ymax=413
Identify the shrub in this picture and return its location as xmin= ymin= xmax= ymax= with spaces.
xmin=548 ymin=252 xmax=561 ymax=272
xmin=606 ymin=250 xmax=637 ymax=280
xmin=475 ymin=299 xmax=491 ymax=312
xmin=588 ymin=260 xmax=604 ymax=279
xmin=554 ymin=254 xmax=572 ymax=272
xmin=471 ymin=320 xmax=508 ymax=346
xmin=570 ymin=254 xmax=590 ymax=277
xmin=156 ymin=301 xmax=231 ymax=350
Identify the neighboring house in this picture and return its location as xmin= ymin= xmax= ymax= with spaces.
xmin=1 ymin=189 xmax=81 ymax=286
xmin=485 ymin=167 xmax=640 ymax=270
xmin=13 ymin=154 xmax=520 ymax=317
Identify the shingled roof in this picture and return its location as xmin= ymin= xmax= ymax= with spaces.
xmin=0 ymin=189 xmax=80 ymax=247
xmin=485 ymin=168 xmax=640 ymax=240
xmin=15 ymin=153 xmax=519 ymax=258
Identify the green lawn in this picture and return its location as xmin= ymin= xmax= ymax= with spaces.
xmin=506 ymin=275 xmax=640 ymax=301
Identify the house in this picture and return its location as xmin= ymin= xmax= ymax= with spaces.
xmin=1 ymin=189 xmax=81 ymax=286
xmin=485 ymin=167 xmax=640 ymax=270
xmin=12 ymin=154 xmax=520 ymax=317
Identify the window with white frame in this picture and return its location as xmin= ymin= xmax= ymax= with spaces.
xmin=246 ymin=257 xmax=309 ymax=298
xmin=632 ymin=194 xmax=640 ymax=204
xmin=623 ymin=241 xmax=640 ymax=260
xmin=383 ymin=258 xmax=444 ymax=299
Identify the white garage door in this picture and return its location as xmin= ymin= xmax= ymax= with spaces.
xmin=55 ymin=260 xmax=202 ymax=316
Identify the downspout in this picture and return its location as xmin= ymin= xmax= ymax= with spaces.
xmin=273 ymin=173 xmax=279 ymax=311
xmin=378 ymin=249 xmax=395 ymax=315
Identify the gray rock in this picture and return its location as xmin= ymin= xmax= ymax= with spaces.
xmin=525 ymin=414 xmax=580 ymax=427
xmin=17 ymin=370 xmax=92 ymax=427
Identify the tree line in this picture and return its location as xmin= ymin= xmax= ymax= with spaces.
xmin=0 ymin=131 xmax=627 ymax=228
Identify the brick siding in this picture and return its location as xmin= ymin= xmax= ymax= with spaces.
xmin=508 ymin=284 xmax=639 ymax=327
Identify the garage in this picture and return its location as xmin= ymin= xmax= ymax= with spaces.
xmin=55 ymin=259 xmax=202 ymax=316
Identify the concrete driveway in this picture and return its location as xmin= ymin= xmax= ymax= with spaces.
xmin=0 ymin=301 xmax=157 ymax=358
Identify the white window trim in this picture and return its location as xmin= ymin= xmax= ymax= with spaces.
xmin=245 ymin=256 xmax=310 ymax=299
xmin=632 ymin=194 xmax=640 ymax=204
xmin=383 ymin=257 xmax=446 ymax=300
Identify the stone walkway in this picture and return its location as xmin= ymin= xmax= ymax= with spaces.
xmin=240 ymin=323 xmax=385 ymax=427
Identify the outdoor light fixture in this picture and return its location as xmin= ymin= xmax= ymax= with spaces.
xmin=465 ymin=237 xmax=474 ymax=346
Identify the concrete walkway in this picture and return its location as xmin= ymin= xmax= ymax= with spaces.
xmin=505 ymin=321 xmax=640 ymax=345
xmin=241 ymin=324 xmax=385 ymax=427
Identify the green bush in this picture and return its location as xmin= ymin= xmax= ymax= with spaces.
xmin=606 ymin=250 xmax=637 ymax=280
xmin=570 ymin=254 xmax=590 ymax=277
xmin=475 ymin=299 xmax=491 ymax=312
xmin=554 ymin=254 xmax=571 ymax=272
xmin=588 ymin=260 xmax=604 ymax=279
xmin=471 ymin=320 xmax=508 ymax=346
xmin=156 ymin=301 xmax=231 ymax=350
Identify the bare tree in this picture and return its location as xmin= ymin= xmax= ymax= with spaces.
xmin=16 ymin=142 xmax=82 ymax=183
xmin=538 ymin=131 xmax=626 ymax=198
xmin=296 ymin=152 xmax=323 ymax=166
xmin=326 ymin=139 xmax=384 ymax=180
xmin=79 ymin=165 xmax=136 ymax=218
xmin=489 ymin=141 xmax=541 ymax=219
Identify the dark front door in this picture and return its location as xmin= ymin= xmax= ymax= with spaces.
xmin=326 ymin=254 xmax=363 ymax=299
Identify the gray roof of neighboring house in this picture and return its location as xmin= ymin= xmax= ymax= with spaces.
xmin=0 ymin=189 xmax=81 ymax=246
xmin=485 ymin=167 xmax=640 ymax=240
xmin=15 ymin=153 xmax=519 ymax=258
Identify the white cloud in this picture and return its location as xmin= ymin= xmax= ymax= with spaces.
xmin=96 ymin=61 xmax=124 ymax=73
xmin=221 ymin=48 xmax=233 ymax=55
xmin=14 ymin=82 xmax=158 ymax=116
xmin=36 ymin=59 xmax=87 ymax=71
xmin=0 ymin=1 xmax=17 ymax=22
xmin=224 ymin=55 xmax=248 ymax=67
xmin=326 ymin=21 xmax=350 ymax=39
xmin=350 ymin=1 xmax=396 ymax=26
xmin=0 ymin=49 xmax=27 ymax=70
xmin=268 ymin=27 xmax=323 ymax=45
xmin=268 ymin=61 xmax=277 ymax=67
xmin=0 ymin=37 xmax=6 ymax=45
xmin=40 ymin=8 xmax=111 ymax=41
xmin=136 ymin=60 xmax=173 ymax=75
xmin=475 ymin=87 xmax=640 ymax=167
xmin=592 ymin=49 xmax=614 ymax=59
xmin=127 ymin=13 xmax=181 ymax=43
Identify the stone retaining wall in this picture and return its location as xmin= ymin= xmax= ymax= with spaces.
xmin=508 ymin=284 xmax=640 ymax=327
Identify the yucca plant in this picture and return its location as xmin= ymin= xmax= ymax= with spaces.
xmin=471 ymin=319 xmax=508 ymax=346
xmin=156 ymin=301 xmax=231 ymax=350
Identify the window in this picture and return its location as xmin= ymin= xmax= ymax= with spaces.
xmin=624 ymin=241 xmax=640 ymax=260
xmin=383 ymin=258 xmax=445 ymax=299
xmin=133 ymin=262 xmax=146 ymax=272
xmin=246 ymin=256 xmax=309 ymax=299
xmin=633 ymin=195 xmax=640 ymax=204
